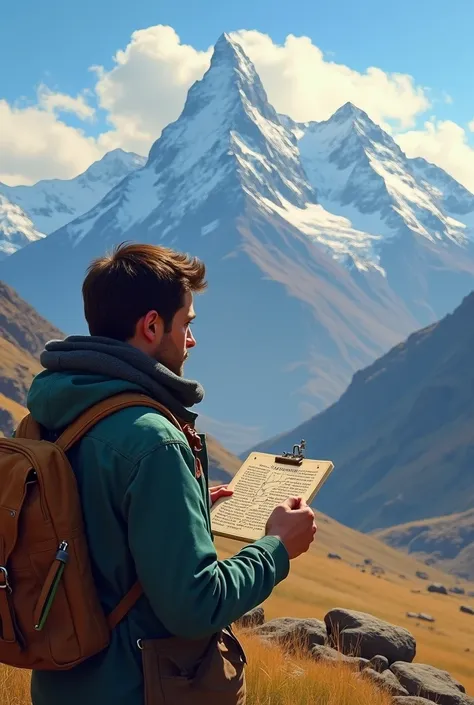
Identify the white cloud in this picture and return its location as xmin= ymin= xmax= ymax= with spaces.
xmin=37 ymin=84 xmax=95 ymax=120
xmin=0 ymin=99 xmax=103 ymax=186
xmin=233 ymin=30 xmax=430 ymax=130
xmin=0 ymin=84 xmax=97 ymax=185
xmin=93 ymin=25 xmax=212 ymax=155
xmin=396 ymin=120 xmax=474 ymax=192
xmin=469 ymin=119 xmax=474 ymax=132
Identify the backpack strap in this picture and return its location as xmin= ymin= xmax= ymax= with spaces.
xmin=55 ymin=392 xmax=183 ymax=451
xmin=17 ymin=393 xmax=186 ymax=631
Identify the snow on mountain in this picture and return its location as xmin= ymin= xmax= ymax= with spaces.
xmin=0 ymin=34 xmax=418 ymax=447
xmin=0 ymin=149 xmax=145 ymax=237
xmin=0 ymin=194 xmax=45 ymax=260
xmin=410 ymin=155 xmax=474 ymax=228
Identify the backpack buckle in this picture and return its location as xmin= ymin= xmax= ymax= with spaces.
xmin=0 ymin=566 xmax=12 ymax=593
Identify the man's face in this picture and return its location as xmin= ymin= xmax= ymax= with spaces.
xmin=153 ymin=291 xmax=196 ymax=376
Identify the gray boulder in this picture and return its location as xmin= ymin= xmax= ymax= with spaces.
xmin=324 ymin=608 xmax=416 ymax=664
xmin=460 ymin=605 xmax=474 ymax=615
xmin=450 ymin=586 xmax=466 ymax=595
xmin=253 ymin=617 xmax=327 ymax=652
xmin=367 ymin=654 xmax=389 ymax=672
xmin=391 ymin=661 xmax=469 ymax=705
xmin=392 ymin=698 xmax=437 ymax=705
xmin=416 ymin=571 xmax=430 ymax=580
xmin=235 ymin=606 xmax=265 ymax=628
xmin=361 ymin=667 xmax=409 ymax=696
xmin=428 ymin=583 xmax=448 ymax=595
xmin=407 ymin=612 xmax=436 ymax=623
xmin=327 ymin=552 xmax=342 ymax=560
xmin=311 ymin=644 xmax=368 ymax=670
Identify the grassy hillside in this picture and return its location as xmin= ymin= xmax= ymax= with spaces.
xmin=253 ymin=291 xmax=474 ymax=532
xmin=375 ymin=509 xmax=474 ymax=581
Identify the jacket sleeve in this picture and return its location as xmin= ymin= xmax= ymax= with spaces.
xmin=122 ymin=440 xmax=290 ymax=639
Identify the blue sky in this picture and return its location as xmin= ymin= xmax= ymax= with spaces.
xmin=2 ymin=0 xmax=474 ymax=188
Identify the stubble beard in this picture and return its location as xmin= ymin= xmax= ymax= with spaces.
xmin=155 ymin=336 xmax=187 ymax=377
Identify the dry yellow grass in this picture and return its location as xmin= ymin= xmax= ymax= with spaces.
xmin=0 ymin=665 xmax=30 ymax=705
xmin=239 ymin=629 xmax=392 ymax=705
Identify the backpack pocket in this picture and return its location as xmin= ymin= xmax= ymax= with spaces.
xmin=139 ymin=627 xmax=246 ymax=705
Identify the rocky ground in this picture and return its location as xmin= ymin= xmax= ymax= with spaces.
xmin=236 ymin=607 xmax=474 ymax=705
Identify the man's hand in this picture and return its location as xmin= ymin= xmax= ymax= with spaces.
xmin=209 ymin=484 xmax=234 ymax=506
xmin=265 ymin=497 xmax=317 ymax=559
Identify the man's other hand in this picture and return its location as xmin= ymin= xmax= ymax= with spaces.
xmin=209 ymin=484 xmax=234 ymax=506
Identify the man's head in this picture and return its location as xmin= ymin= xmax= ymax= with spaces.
xmin=82 ymin=242 xmax=207 ymax=376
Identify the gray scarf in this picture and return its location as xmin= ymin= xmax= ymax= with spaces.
xmin=40 ymin=335 xmax=204 ymax=424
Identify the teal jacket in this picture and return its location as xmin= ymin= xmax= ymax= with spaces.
xmin=26 ymin=371 xmax=290 ymax=705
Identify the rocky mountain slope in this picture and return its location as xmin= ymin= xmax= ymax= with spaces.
xmin=375 ymin=509 xmax=474 ymax=581
xmin=0 ymin=149 xmax=145 ymax=243
xmin=253 ymin=290 xmax=474 ymax=531
xmin=0 ymin=280 xmax=62 ymax=434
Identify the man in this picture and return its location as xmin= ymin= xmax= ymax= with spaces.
xmin=27 ymin=242 xmax=317 ymax=705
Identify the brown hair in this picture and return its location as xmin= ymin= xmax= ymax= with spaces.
xmin=82 ymin=241 xmax=206 ymax=340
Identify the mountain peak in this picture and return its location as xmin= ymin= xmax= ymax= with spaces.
xmin=151 ymin=31 xmax=281 ymax=152
xmin=213 ymin=32 xmax=248 ymax=64
xmin=331 ymin=101 xmax=372 ymax=124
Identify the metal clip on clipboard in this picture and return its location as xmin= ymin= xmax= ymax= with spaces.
xmin=274 ymin=439 xmax=306 ymax=466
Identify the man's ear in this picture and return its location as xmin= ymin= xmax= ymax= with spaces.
xmin=140 ymin=310 xmax=164 ymax=343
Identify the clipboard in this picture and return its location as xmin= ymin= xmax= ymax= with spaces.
xmin=210 ymin=439 xmax=334 ymax=543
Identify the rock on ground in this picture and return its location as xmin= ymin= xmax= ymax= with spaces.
xmin=235 ymin=606 xmax=265 ymax=628
xmin=311 ymin=644 xmax=368 ymax=670
xmin=253 ymin=617 xmax=327 ymax=652
xmin=367 ymin=654 xmax=389 ymax=672
xmin=428 ymin=583 xmax=448 ymax=595
xmin=361 ymin=667 xmax=409 ymax=696
xmin=324 ymin=608 xmax=416 ymax=664
xmin=391 ymin=661 xmax=470 ymax=705
xmin=460 ymin=605 xmax=474 ymax=615
xmin=407 ymin=612 xmax=435 ymax=623
xmin=416 ymin=571 xmax=429 ymax=580
xmin=392 ymin=698 xmax=437 ymax=705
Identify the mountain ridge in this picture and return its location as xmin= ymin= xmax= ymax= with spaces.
xmin=374 ymin=509 xmax=474 ymax=581
xmin=0 ymin=148 xmax=145 ymax=239
xmin=252 ymin=288 xmax=474 ymax=529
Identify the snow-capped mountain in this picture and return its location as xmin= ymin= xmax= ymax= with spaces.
xmin=0 ymin=194 xmax=45 ymax=260
xmin=1 ymin=34 xmax=473 ymax=448
xmin=287 ymin=103 xmax=474 ymax=319
xmin=0 ymin=149 xmax=145 ymax=237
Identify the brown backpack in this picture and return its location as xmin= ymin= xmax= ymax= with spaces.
xmin=0 ymin=392 xmax=185 ymax=671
